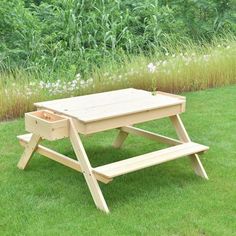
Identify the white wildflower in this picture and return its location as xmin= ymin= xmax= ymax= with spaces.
xmin=80 ymin=80 xmax=85 ymax=85
xmin=147 ymin=63 xmax=156 ymax=73
xmin=203 ymin=54 xmax=209 ymax=61
xmin=87 ymin=78 xmax=93 ymax=84
xmin=45 ymin=82 xmax=51 ymax=89
xmin=39 ymin=81 xmax=44 ymax=88
xmin=68 ymin=87 xmax=74 ymax=91
xmin=162 ymin=60 xmax=167 ymax=66
xmin=71 ymin=82 xmax=77 ymax=88
xmin=76 ymin=73 xmax=81 ymax=80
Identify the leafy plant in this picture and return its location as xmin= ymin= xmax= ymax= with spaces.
xmin=0 ymin=0 xmax=235 ymax=74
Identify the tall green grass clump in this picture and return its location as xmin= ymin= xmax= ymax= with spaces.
xmin=0 ymin=0 xmax=235 ymax=74
xmin=0 ymin=38 xmax=235 ymax=121
xmin=92 ymin=36 xmax=236 ymax=93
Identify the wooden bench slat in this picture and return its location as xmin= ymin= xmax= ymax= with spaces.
xmin=93 ymin=142 xmax=208 ymax=178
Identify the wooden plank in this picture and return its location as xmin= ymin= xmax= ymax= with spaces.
xmin=34 ymin=88 xmax=185 ymax=123
xmin=17 ymin=134 xmax=112 ymax=184
xmin=84 ymin=104 xmax=183 ymax=134
xmin=170 ymin=115 xmax=209 ymax=179
xmin=35 ymin=89 xmax=148 ymax=112
xmin=170 ymin=115 xmax=190 ymax=142
xmin=156 ymin=92 xmax=186 ymax=112
xmin=156 ymin=91 xmax=186 ymax=100
xmin=69 ymin=119 xmax=110 ymax=213
xmin=113 ymin=130 xmax=128 ymax=148
xmin=17 ymin=133 xmax=41 ymax=169
xmin=70 ymin=96 xmax=183 ymax=122
xmin=120 ymin=126 xmax=183 ymax=146
xmin=25 ymin=111 xmax=69 ymax=141
xmin=94 ymin=142 xmax=209 ymax=179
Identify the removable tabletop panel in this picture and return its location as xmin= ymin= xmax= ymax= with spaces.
xmin=35 ymin=88 xmax=186 ymax=134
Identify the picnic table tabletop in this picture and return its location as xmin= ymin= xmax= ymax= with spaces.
xmin=34 ymin=88 xmax=185 ymax=123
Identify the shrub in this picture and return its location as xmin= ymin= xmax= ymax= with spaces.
xmin=0 ymin=0 xmax=235 ymax=74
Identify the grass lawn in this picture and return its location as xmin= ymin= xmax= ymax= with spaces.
xmin=0 ymin=85 xmax=236 ymax=236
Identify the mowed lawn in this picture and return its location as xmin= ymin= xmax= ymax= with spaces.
xmin=0 ymin=85 xmax=236 ymax=236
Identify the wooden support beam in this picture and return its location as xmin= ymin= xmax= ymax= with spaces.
xmin=18 ymin=138 xmax=112 ymax=184
xmin=120 ymin=126 xmax=183 ymax=146
xmin=113 ymin=130 xmax=128 ymax=148
xmin=17 ymin=134 xmax=41 ymax=169
xmin=170 ymin=115 xmax=209 ymax=179
xmin=69 ymin=119 xmax=110 ymax=213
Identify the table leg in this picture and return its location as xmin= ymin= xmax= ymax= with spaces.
xmin=17 ymin=134 xmax=41 ymax=169
xmin=113 ymin=130 xmax=128 ymax=148
xmin=170 ymin=114 xmax=208 ymax=179
xmin=69 ymin=119 xmax=110 ymax=213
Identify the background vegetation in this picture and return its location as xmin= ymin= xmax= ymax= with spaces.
xmin=0 ymin=0 xmax=235 ymax=74
xmin=0 ymin=0 xmax=235 ymax=120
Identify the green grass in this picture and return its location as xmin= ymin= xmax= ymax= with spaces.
xmin=1 ymin=38 xmax=236 ymax=121
xmin=1 ymin=85 xmax=236 ymax=235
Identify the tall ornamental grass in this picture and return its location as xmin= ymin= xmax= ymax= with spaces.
xmin=0 ymin=40 xmax=235 ymax=121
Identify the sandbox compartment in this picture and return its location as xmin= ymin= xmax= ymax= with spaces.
xmin=25 ymin=110 xmax=68 ymax=140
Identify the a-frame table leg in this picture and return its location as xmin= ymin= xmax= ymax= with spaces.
xmin=170 ymin=115 xmax=208 ymax=179
xmin=69 ymin=119 xmax=110 ymax=213
xmin=113 ymin=130 xmax=128 ymax=148
xmin=17 ymin=134 xmax=41 ymax=170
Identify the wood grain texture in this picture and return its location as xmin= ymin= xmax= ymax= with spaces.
xmin=17 ymin=134 xmax=111 ymax=184
xmin=170 ymin=115 xmax=209 ymax=179
xmin=17 ymin=133 xmax=41 ymax=169
xmin=120 ymin=126 xmax=183 ymax=146
xmin=94 ymin=142 xmax=208 ymax=178
xmin=69 ymin=119 xmax=109 ymax=213
xmin=35 ymin=88 xmax=185 ymax=123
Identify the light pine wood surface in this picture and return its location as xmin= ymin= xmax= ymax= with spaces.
xmin=35 ymin=88 xmax=185 ymax=123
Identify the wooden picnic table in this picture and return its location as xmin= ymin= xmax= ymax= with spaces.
xmin=17 ymin=88 xmax=209 ymax=213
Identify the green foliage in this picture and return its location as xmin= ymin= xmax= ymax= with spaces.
xmin=0 ymin=0 xmax=235 ymax=74
xmin=0 ymin=39 xmax=235 ymax=120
